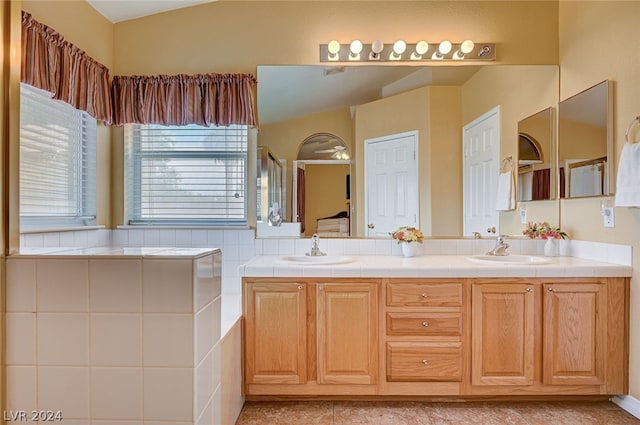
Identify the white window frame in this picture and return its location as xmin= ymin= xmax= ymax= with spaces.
xmin=19 ymin=83 xmax=97 ymax=231
xmin=125 ymin=123 xmax=249 ymax=226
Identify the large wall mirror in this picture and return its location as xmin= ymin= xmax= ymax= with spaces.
xmin=517 ymin=107 xmax=554 ymax=201
xmin=558 ymin=80 xmax=613 ymax=198
xmin=256 ymin=65 xmax=560 ymax=238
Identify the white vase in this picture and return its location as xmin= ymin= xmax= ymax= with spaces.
xmin=401 ymin=242 xmax=420 ymax=257
xmin=543 ymin=238 xmax=558 ymax=257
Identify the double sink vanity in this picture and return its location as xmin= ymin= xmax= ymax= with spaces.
xmin=239 ymin=245 xmax=631 ymax=399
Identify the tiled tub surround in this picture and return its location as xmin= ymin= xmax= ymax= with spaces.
xmin=6 ymin=247 xmax=222 ymax=425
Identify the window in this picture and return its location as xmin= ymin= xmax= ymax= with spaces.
xmin=125 ymin=123 xmax=248 ymax=225
xmin=20 ymin=83 xmax=97 ymax=230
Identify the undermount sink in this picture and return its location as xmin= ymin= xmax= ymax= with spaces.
xmin=467 ymin=254 xmax=552 ymax=265
xmin=278 ymin=255 xmax=354 ymax=265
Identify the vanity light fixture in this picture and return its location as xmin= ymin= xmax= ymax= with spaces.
xmin=320 ymin=39 xmax=495 ymax=62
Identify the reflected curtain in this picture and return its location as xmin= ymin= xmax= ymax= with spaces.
xmin=21 ymin=11 xmax=113 ymax=124
xmin=532 ymin=169 xmax=550 ymax=200
xmin=111 ymin=73 xmax=258 ymax=127
xmin=297 ymin=169 xmax=306 ymax=233
xmin=559 ymin=167 xmax=566 ymax=198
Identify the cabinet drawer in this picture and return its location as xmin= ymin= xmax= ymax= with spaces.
xmin=387 ymin=283 xmax=462 ymax=307
xmin=386 ymin=342 xmax=462 ymax=382
xmin=386 ymin=312 xmax=462 ymax=336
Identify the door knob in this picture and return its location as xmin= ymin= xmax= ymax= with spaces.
xmin=368 ymin=223 xmax=375 ymax=229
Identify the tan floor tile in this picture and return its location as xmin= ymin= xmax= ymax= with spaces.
xmin=235 ymin=400 xmax=640 ymax=425
xmin=235 ymin=401 xmax=334 ymax=425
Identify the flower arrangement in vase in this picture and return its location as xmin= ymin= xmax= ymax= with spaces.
xmin=522 ymin=221 xmax=568 ymax=257
xmin=390 ymin=226 xmax=424 ymax=257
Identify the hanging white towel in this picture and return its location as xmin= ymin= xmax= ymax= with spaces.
xmin=495 ymin=171 xmax=515 ymax=211
xmin=615 ymin=142 xmax=640 ymax=207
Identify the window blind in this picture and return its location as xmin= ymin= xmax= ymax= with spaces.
xmin=125 ymin=123 xmax=248 ymax=225
xmin=20 ymin=83 xmax=97 ymax=228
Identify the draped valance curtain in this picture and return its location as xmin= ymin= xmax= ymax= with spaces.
xmin=111 ymin=73 xmax=258 ymax=127
xmin=21 ymin=11 xmax=113 ymax=124
xmin=21 ymin=11 xmax=258 ymax=128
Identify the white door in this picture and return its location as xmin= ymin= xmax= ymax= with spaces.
xmin=364 ymin=131 xmax=419 ymax=237
xmin=463 ymin=107 xmax=500 ymax=237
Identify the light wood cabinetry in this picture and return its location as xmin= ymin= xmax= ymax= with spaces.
xmin=543 ymin=282 xmax=605 ymax=386
xmin=469 ymin=278 xmax=628 ymax=395
xmin=382 ymin=280 xmax=465 ymax=395
xmin=244 ymin=281 xmax=307 ymax=385
xmin=471 ymin=282 xmax=536 ymax=386
xmin=243 ymin=276 xmax=628 ymax=398
xmin=317 ymin=283 xmax=378 ymax=385
xmin=243 ymin=279 xmax=379 ymax=395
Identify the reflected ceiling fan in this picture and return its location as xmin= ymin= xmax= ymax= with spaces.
xmin=314 ymin=142 xmax=350 ymax=159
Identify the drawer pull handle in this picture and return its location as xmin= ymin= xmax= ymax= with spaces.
xmin=422 ymin=359 xmax=429 ymax=365
xmin=421 ymin=293 xmax=428 ymax=298
xmin=422 ymin=321 xmax=429 ymax=327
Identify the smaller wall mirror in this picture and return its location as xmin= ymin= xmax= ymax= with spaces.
xmin=558 ymin=80 xmax=613 ymax=198
xmin=517 ymin=107 xmax=554 ymax=201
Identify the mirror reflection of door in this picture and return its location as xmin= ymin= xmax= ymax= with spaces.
xmin=292 ymin=133 xmax=352 ymax=237
xmin=364 ymin=131 xmax=419 ymax=238
xmin=463 ymin=107 xmax=501 ymax=236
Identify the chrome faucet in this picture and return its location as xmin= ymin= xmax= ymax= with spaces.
xmin=307 ymin=234 xmax=326 ymax=256
xmin=486 ymin=235 xmax=510 ymax=256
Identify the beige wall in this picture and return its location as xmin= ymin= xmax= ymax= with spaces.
xmin=559 ymin=0 xmax=640 ymax=400
xmin=559 ymin=119 xmax=607 ymax=160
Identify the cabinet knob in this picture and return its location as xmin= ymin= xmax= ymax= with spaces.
xmin=421 ymin=293 xmax=428 ymax=298
xmin=422 ymin=359 xmax=429 ymax=365
xmin=526 ymin=287 xmax=532 ymax=292
xmin=548 ymin=287 xmax=554 ymax=292
xmin=298 ymin=285 xmax=303 ymax=290
xmin=422 ymin=321 xmax=429 ymax=327
xmin=319 ymin=285 xmax=324 ymax=291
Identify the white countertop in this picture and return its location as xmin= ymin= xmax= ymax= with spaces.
xmin=11 ymin=246 xmax=221 ymax=259
xmin=239 ymin=255 xmax=632 ymax=279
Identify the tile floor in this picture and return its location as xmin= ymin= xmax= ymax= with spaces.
xmin=235 ymin=400 xmax=640 ymax=425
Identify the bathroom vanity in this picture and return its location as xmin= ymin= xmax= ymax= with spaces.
xmin=240 ymin=254 xmax=631 ymax=399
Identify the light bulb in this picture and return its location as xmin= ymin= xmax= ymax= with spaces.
xmin=411 ymin=40 xmax=429 ymax=59
xmin=438 ymin=40 xmax=452 ymax=55
xmin=460 ymin=39 xmax=475 ymax=54
xmin=350 ymin=39 xmax=363 ymax=56
xmin=453 ymin=39 xmax=475 ymax=60
xmin=391 ymin=40 xmax=406 ymax=60
xmin=369 ymin=40 xmax=384 ymax=60
xmin=327 ymin=40 xmax=340 ymax=60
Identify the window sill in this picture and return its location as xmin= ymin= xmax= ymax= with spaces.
xmin=118 ymin=224 xmax=252 ymax=231
xmin=20 ymin=225 xmax=106 ymax=235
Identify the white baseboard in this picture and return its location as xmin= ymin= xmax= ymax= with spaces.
xmin=612 ymin=395 xmax=640 ymax=419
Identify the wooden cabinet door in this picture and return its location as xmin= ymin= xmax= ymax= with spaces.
xmin=245 ymin=282 xmax=307 ymax=384
xmin=543 ymin=282 xmax=605 ymax=386
xmin=471 ymin=283 xmax=536 ymax=386
xmin=317 ymin=282 xmax=378 ymax=385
